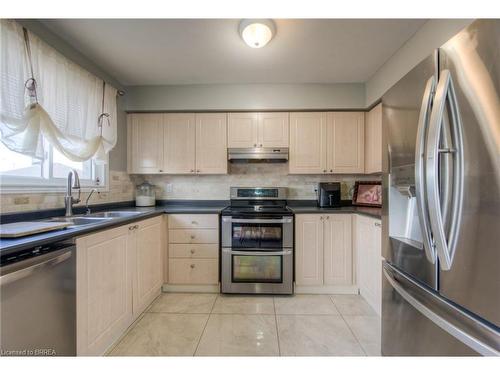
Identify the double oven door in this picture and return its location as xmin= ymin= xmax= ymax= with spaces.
xmin=221 ymin=215 xmax=293 ymax=294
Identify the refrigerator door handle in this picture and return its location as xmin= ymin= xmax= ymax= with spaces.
xmin=414 ymin=75 xmax=437 ymax=263
xmin=383 ymin=263 xmax=500 ymax=356
xmin=425 ymin=70 xmax=465 ymax=270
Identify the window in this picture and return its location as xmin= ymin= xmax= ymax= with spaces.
xmin=0 ymin=139 xmax=107 ymax=191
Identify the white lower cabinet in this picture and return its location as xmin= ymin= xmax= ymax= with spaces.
xmin=295 ymin=214 xmax=354 ymax=292
xmin=166 ymin=214 xmax=219 ymax=288
xmin=76 ymin=216 xmax=164 ymax=356
xmin=355 ymin=215 xmax=382 ymax=316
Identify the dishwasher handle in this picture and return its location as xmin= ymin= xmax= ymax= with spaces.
xmin=0 ymin=248 xmax=73 ymax=287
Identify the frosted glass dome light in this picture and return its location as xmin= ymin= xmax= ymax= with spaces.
xmin=239 ymin=19 xmax=276 ymax=48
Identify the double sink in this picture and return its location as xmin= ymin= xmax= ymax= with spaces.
xmin=44 ymin=211 xmax=142 ymax=228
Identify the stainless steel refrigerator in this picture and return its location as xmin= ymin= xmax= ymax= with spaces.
xmin=381 ymin=19 xmax=500 ymax=356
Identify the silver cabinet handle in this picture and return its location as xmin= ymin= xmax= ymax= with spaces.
xmin=190 ymin=264 xmax=195 ymax=269
xmin=190 ymin=169 xmax=194 ymax=173
xmin=414 ymin=75 xmax=437 ymax=264
xmin=196 ymin=169 xmax=200 ymax=173
xmin=259 ymin=144 xmax=263 ymax=147
xmin=129 ymin=226 xmax=134 ymax=231
xmin=190 ymin=235 xmax=196 ymax=239
xmin=383 ymin=263 xmax=499 ymax=356
xmin=326 ymin=215 xmax=329 ymax=220
xmin=253 ymin=143 xmax=257 ymax=147
xmin=191 ymin=221 xmax=197 ymax=225
xmin=159 ymin=169 xmax=163 ymax=172
xmin=190 ymin=249 xmax=195 ymax=254
xmin=426 ymin=70 xmax=465 ymax=271
xmin=374 ymin=222 xmax=381 ymax=227
xmin=320 ymin=216 xmax=324 ymax=220
xmin=323 ymin=169 xmax=327 ymax=173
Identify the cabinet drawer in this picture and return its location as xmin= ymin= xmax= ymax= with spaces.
xmin=168 ymin=259 xmax=218 ymax=284
xmin=168 ymin=229 xmax=218 ymax=244
xmin=168 ymin=214 xmax=218 ymax=229
xmin=169 ymin=244 xmax=219 ymax=259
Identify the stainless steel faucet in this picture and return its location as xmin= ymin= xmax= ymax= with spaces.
xmin=65 ymin=169 xmax=81 ymax=216
xmin=85 ymin=189 xmax=98 ymax=215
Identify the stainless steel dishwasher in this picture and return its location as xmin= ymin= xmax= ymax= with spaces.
xmin=0 ymin=240 xmax=76 ymax=356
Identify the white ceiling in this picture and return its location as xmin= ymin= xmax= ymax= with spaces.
xmin=41 ymin=19 xmax=426 ymax=86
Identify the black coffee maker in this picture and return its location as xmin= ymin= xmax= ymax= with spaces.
xmin=317 ymin=182 xmax=341 ymax=208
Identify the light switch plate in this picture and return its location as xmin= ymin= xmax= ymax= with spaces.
xmin=166 ymin=183 xmax=173 ymax=193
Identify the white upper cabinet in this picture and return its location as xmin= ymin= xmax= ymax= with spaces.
xmin=195 ymin=113 xmax=227 ymax=174
xmin=289 ymin=112 xmax=327 ymax=174
xmin=327 ymin=112 xmax=365 ymax=173
xmin=227 ymin=113 xmax=259 ymax=148
xmin=128 ymin=112 xmax=227 ymax=175
xmin=228 ymin=112 xmax=289 ymax=148
xmin=163 ymin=113 xmax=196 ymax=174
xmin=128 ymin=113 xmax=163 ymax=174
xmin=364 ymin=103 xmax=382 ymax=174
xmin=258 ymin=112 xmax=289 ymax=148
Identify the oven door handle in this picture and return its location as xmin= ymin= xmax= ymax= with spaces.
xmin=222 ymin=217 xmax=293 ymax=224
xmin=222 ymin=248 xmax=292 ymax=256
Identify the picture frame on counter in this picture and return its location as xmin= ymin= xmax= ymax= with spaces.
xmin=352 ymin=181 xmax=382 ymax=207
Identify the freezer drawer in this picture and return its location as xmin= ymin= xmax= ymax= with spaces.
xmin=382 ymin=262 xmax=499 ymax=356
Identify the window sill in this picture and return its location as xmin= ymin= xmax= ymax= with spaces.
xmin=0 ymin=185 xmax=109 ymax=194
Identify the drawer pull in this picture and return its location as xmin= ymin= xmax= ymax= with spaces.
xmin=374 ymin=222 xmax=381 ymax=227
xmin=191 ymin=221 xmax=197 ymax=225
xmin=190 ymin=249 xmax=195 ymax=254
xmin=190 ymin=264 xmax=195 ymax=269
xmin=190 ymin=235 xmax=196 ymax=239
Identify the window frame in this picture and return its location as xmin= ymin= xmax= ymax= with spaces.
xmin=0 ymin=142 xmax=109 ymax=193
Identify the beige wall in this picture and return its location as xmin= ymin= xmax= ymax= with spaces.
xmin=0 ymin=171 xmax=134 ymax=214
xmin=132 ymin=164 xmax=380 ymax=201
xmin=365 ymin=19 xmax=473 ymax=106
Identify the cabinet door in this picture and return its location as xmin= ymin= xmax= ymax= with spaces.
xmin=295 ymin=214 xmax=324 ymax=286
xmin=76 ymin=226 xmax=133 ymax=356
xmin=258 ymin=112 xmax=289 ymax=148
xmin=128 ymin=113 xmax=163 ymax=173
xmin=355 ymin=215 xmax=381 ymax=315
xmin=195 ymin=113 xmax=227 ymax=174
xmin=365 ymin=104 xmax=382 ymax=174
xmin=323 ymin=214 xmax=353 ymax=286
xmin=227 ymin=113 xmax=259 ymax=148
xmin=327 ymin=112 xmax=365 ymax=173
xmin=133 ymin=217 xmax=163 ymax=318
xmin=289 ymin=112 xmax=327 ymax=174
xmin=163 ymin=113 xmax=196 ymax=173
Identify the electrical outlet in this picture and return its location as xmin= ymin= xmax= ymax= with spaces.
xmin=166 ymin=183 xmax=173 ymax=193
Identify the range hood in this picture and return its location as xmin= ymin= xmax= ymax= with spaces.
xmin=228 ymin=147 xmax=288 ymax=163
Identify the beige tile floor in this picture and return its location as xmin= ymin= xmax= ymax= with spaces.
xmin=108 ymin=293 xmax=381 ymax=356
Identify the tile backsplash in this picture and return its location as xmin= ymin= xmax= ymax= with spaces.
xmin=0 ymin=171 xmax=134 ymax=214
xmin=133 ymin=163 xmax=381 ymax=201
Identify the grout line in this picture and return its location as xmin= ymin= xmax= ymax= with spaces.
xmin=273 ymin=298 xmax=282 ymax=356
xmin=192 ymin=295 xmax=218 ymax=356
xmin=192 ymin=313 xmax=211 ymax=357
xmin=338 ymin=312 xmax=368 ymax=357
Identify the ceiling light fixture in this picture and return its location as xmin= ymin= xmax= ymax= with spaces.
xmin=239 ymin=19 xmax=276 ymax=48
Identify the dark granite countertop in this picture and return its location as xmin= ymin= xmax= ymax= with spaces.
xmin=0 ymin=200 xmax=229 ymax=256
xmin=287 ymin=200 xmax=381 ymax=219
xmin=0 ymin=199 xmax=381 ymax=256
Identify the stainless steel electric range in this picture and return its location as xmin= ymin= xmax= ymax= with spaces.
xmin=221 ymin=187 xmax=294 ymax=295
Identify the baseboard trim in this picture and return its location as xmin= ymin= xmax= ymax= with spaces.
xmin=162 ymin=284 xmax=220 ymax=293
xmin=294 ymin=285 xmax=359 ymax=294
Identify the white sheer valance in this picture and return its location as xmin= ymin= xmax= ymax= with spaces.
xmin=0 ymin=19 xmax=117 ymax=162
